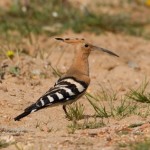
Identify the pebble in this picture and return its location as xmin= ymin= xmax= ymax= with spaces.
xmin=127 ymin=61 xmax=140 ymax=70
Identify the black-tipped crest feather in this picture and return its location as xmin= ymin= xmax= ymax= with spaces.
xmin=55 ymin=38 xmax=64 ymax=41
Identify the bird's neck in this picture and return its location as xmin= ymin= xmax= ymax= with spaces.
xmin=67 ymin=50 xmax=90 ymax=76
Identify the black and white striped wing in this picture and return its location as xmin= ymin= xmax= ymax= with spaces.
xmin=34 ymin=77 xmax=88 ymax=108
xmin=14 ymin=77 xmax=88 ymax=121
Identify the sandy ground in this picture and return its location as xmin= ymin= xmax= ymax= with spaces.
xmin=0 ymin=32 xmax=150 ymax=150
xmin=0 ymin=0 xmax=150 ymax=150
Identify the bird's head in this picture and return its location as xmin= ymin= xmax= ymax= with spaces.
xmin=55 ymin=37 xmax=119 ymax=57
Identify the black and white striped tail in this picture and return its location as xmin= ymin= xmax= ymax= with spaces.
xmin=14 ymin=104 xmax=39 ymax=121
xmin=14 ymin=77 xmax=88 ymax=121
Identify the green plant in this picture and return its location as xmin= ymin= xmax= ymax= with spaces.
xmin=128 ymin=122 xmax=144 ymax=128
xmin=49 ymin=64 xmax=62 ymax=78
xmin=117 ymin=138 xmax=150 ymax=149
xmin=0 ymin=136 xmax=15 ymax=149
xmin=67 ymin=120 xmax=78 ymax=134
xmin=9 ymin=66 xmax=20 ymax=76
xmin=127 ymin=81 xmax=150 ymax=103
xmin=0 ymin=140 xmax=10 ymax=149
xmin=67 ymin=118 xmax=105 ymax=134
xmin=86 ymin=88 xmax=137 ymax=119
xmin=81 ymin=119 xmax=105 ymax=130
xmin=129 ymin=139 xmax=150 ymax=150
xmin=114 ymin=97 xmax=137 ymax=118
xmin=15 ymin=143 xmax=23 ymax=150
xmin=66 ymin=102 xmax=85 ymax=121
xmin=86 ymin=92 xmax=110 ymax=118
xmin=118 ymin=142 xmax=128 ymax=148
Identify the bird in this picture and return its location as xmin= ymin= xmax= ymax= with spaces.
xmin=14 ymin=38 xmax=119 ymax=121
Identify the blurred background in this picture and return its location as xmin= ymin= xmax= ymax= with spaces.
xmin=0 ymin=0 xmax=150 ymax=40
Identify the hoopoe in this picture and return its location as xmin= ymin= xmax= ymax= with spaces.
xmin=14 ymin=38 xmax=119 ymax=121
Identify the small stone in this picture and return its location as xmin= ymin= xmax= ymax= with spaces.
xmin=0 ymin=86 xmax=8 ymax=92
xmin=31 ymin=69 xmax=41 ymax=76
xmin=128 ymin=61 xmax=140 ymax=70
xmin=106 ymin=135 xmax=112 ymax=141
xmin=52 ymin=11 xmax=58 ymax=18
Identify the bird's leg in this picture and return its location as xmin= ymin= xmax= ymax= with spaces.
xmin=62 ymin=105 xmax=68 ymax=116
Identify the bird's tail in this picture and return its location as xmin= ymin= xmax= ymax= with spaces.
xmin=14 ymin=103 xmax=38 ymax=121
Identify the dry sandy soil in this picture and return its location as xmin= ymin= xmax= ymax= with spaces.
xmin=1 ymin=0 xmax=150 ymax=150
xmin=0 ymin=32 xmax=150 ymax=150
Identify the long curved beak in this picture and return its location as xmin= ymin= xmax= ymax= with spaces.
xmin=92 ymin=46 xmax=119 ymax=57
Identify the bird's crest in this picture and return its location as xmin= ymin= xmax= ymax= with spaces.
xmin=55 ymin=37 xmax=85 ymax=43
xmin=55 ymin=37 xmax=119 ymax=57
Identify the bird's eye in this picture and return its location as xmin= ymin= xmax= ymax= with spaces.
xmin=84 ymin=44 xmax=89 ymax=47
